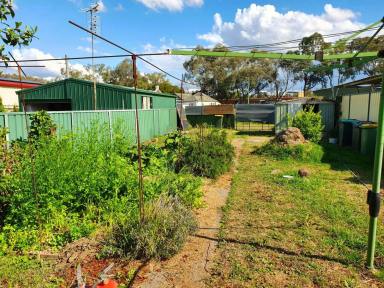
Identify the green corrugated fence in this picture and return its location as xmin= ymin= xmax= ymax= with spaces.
xmin=0 ymin=108 xmax=177 ymax=143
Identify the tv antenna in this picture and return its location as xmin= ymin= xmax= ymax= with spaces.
xmin=83 ymin=2 xmax=101 ymax=109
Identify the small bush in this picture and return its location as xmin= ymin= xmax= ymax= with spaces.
xmin=0 ymin=98 xmax=5 ymax=112
xmin=176 ymin=129 xmax=235 ymax=178
xmin=28 ymin=111 xmax=56 ymax=142
xmin=104 ymin=195 xmax=197 ymax=260
xmin=255 ymin=142 xmax=324 ymax=162
xmin=291 ymin=107 xmax=324 ymax=143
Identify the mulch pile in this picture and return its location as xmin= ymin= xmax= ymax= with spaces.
xmin=274 ymin=127 xmax=306 ymax=146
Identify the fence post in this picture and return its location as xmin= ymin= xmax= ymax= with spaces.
xmin=71 ymin=111 xmax=74 ymax=134
xmin=134 ymin=109 xmax=138 ymax=143
xmin=108 ymin=110 xmax=113 ymax=141
xmin=4 ymin=113 xmax=10 ymax=148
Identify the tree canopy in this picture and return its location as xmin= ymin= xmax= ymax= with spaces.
xmin=62 ymin=58 xmax=181 ymax=94
xmin=0 ymin=0 xmax=37 ymax=62
xmin=183 ymin=31 xmax=383 ymax=100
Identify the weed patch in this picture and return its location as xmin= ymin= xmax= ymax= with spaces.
xmin=102 ymin=195 xmax=197 ymax=260
xmin=254 ymin=141 xmax=324 ymax=162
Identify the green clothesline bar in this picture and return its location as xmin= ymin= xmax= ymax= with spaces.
xmin=170 ymin=49 xmax=379 ymax=61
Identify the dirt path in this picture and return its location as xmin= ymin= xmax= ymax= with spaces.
xmin=133 ymin=136 xmax=269 ymax=288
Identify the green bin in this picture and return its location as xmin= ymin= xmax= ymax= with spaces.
xmin=360 ymin=124 xmax=377 ymax=156
xmin=339 ymin=119 xmax=361 ymax=147
xmin=352 ymin=123 xmax=362 ymax=150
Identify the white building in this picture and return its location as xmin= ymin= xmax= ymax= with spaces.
xmin=0 ymin=78 xmax=41 ymax=110
xmin=176 ymin=91 xmax=220 ymax=108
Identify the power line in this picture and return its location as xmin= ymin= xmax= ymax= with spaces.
xmin=68 ymin=20 xmax=197 ymax=86
xmin=176 ymin=26 xmax=382 ymax=51
xmin=0 ymin=65 xmax=45 ymax=68
xmin=0 ymin=52 xmax=169 ymax=64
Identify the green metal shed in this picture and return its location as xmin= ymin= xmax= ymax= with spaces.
xmin=16 ymin=78 xmax=177 ymax=112
xmin=274 ymin=100 xmax=335 ymax=134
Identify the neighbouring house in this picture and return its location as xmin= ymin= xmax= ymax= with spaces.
xmin=176 ymin=91 xmax=220 ymax=108
xmin=0 ymin=78 xmax=41 ymax=110
xmin=285 ymin=90 xmax=305 ymax=98
xmin=16 ymin=78 xmax=177 ymax=112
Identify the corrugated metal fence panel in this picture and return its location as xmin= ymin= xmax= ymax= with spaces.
xmin=110 ymin=110 xmax=137 ymax=143
xmin=350 ymin=93 xmax=369 ymax=121
xmin=0 ymin=114 xmax=4 ymax=128
xmin=185 ymin=106 xmax=203 ymax=116
xmin=341 ymin=95 xmax=350 ymax=119
xmin=319 ymin=103 xmax=335 ymax=133
xmin=0 ymin=109 xmax=177 ymax=143
xmin=274 ymin=103 xmax=302 ymax=134
xmin=369 ymin=91 xmax=381 ymax=122
xmin=7 ymin=113 xmax=29 ymax=141
xmin=138 ymin=110 xmax=155 ymax=142
xmin=274 ymin=103 xmax=287 ymax=133
xmin=235 ymin=104 xmax=275 ymax=123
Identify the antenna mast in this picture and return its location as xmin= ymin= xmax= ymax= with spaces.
xmin=84 ymin=2 xmax=100 ymax=110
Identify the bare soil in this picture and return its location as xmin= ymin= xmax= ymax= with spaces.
xmin=133 ymin=136 xmax=269 ymax=288
xmin=53 ymin=134 xmax=270 ymax=288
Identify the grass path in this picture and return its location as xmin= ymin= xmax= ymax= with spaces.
xmin=208 ymin=136 xmax=384 ymax=287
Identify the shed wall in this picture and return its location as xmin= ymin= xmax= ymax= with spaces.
xmin=18 ymin=79 xmax=176 ymax=111
xmin=340 ymin=90 xmax=381 ymax=122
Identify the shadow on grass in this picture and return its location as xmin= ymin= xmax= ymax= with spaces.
xmin=236 ymin=130 xmax=274 ymax=137
xmin=194 ymin=234 xmax=351 ymax=266
xmin=320 ymin=143 xmax=373 ymax=186
xmin=128 ymin=260 xmax=150 ymax=288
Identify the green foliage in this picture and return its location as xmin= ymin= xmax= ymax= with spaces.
xmin=102 ymin=195 xmax=197 ymax=260
xmin=0 ymin=255 xmax=63 ymax=287
xmin=0 ymin=97 xmax=4 ymax=112
xmin=0 ymin=124 xmax=203 ymax=253
xmin=28 ymin=111 xmax=56 ymax=142
xmin=255 ymin=142 xmax=324 ymax=162
xmin=175 ymin=129 xmax=235 ymax=178
xmin=291 ymin=107 xmax=324 ymax=143
xmin=0 ymin=0 xmax=37 ymax=61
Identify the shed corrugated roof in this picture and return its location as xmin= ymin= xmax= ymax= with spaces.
xmin=16 ymin=78 xmax=177 ymax=98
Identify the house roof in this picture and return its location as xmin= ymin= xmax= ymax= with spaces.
xmin=313 ymin=75 xmax=382 ymax=98
xmin=0 ymin=77 xmax=42 ymax=89
xmin=176 ymin=92 xmax=220 ymax=103
xmin=17 ymin=78 xmax=177 ymax=98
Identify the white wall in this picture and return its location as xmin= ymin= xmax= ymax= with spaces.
xmin=0 ymin=86 xmax=20 ymax=109
xmin=181 ymin=101 xmax=220 ymax=108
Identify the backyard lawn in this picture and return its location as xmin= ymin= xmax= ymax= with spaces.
xmin=208 ymin=135 xmax=384 ymax=287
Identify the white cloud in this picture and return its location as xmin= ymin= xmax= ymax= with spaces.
xmin=77 ymin=45 xmax=98 ymax=54
xmin=115 ymin=3 xmax=124 ymax=11
xmin=198 ymin=3 xmax=365 ymax=47
xmin=0 ymin=48 xmax=96 ymax=80
xmin=139 ymin=39 xmax=195 ymax=86
xmin=96 ymin=0 xmax=106 ymax=12
xmin=135 ymin=0 xmax=203 ymax=12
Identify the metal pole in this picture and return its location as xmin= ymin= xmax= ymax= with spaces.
xmin=65 ymin=54 xmax=69 ymax=79
xmin=366 ymin=74 xmax=384 ymax=268
xmin=90 ymin=9 xmax=97 ymax=110
xmin=132 ymin=55 xmax=145 ymax=223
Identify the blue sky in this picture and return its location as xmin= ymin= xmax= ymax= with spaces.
xmin=5 ymin=0 xmax=383 ymax=85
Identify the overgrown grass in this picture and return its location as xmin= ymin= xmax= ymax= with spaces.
xmin=175 ymin=129 xmax=235 ymax=178
xmin=254 ymin=141 xmax=324 ymax=162
xmin=101 ymin=195 xmax=198 ymax=260
xmin=209 ymin=137 xmax=384 ymax=287
xmin=0 ymin=256 xmax=63 ymax=287
xmin=0 ymin=123 xmax=203 ymax=254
